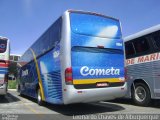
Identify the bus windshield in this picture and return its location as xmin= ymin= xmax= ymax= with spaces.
xmin=0 ymin=39 xmax=7 ymax=53
xmin=70 ymin=12 xmax=122 ymax=39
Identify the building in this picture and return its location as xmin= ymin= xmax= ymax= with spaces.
xmin=10 ymin=54 xmax=21 ymax=62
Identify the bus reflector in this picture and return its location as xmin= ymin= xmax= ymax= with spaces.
xmin=65 ymin=67 xmax=73 ymax=84
xmin=77 ymin=91 xmax=83 ymax=93
xmin=121 ymin=87 xmax=125 ymax=90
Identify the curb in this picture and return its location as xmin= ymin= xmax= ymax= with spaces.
xmin=8 ymin=89 xmax=17 ymax=91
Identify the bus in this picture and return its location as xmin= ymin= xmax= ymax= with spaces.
xmin=0 ymin=36 xmax=10 ymax=97
xmin=18 ymin=10 xmax=127 ymax=105
xmin=124 ymin=24 xmax=160 ymax=106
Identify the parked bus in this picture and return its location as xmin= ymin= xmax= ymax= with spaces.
xmin=124 ymin=24 xmax=160 ymax=106
xmin=18 ymin=10 xmax=127 ymax=105
xmin=0 ymin=36 xmax=10 ymax=97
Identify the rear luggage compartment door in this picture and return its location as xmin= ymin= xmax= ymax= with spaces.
xmin=71 ymin=46 xmax=125 ymax=89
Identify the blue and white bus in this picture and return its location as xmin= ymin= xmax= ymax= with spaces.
xmin=18 ymin=10 xmax=127 ymax=105
xmin=0 ymin=36 xmax=10 ymax=97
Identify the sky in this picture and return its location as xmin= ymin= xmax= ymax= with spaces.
xmin=0 ymin=0 xmax=160 ymax=55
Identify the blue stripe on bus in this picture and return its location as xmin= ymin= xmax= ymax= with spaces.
xmin=0 ymin=68 xmax=8 ymax=70
xmin=0 ymin=71 xmax=8 ymax=74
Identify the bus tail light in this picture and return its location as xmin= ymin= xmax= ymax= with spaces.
xmin=65 ymin=67 xmax=73 ymax=85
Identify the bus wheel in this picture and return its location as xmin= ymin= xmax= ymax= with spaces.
xmin=0 ymin=95 xmax=5 ymax=99
xmin=132 ymin=82 xmax=151 ymax=106
xmin=37 ymin=88 xmax=43 ymax=106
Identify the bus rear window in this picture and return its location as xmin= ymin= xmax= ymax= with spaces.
xmin=0 ymin=40 xmax=7 ymax=53
xmin=70 ymin=12 xmax=122 ymax=39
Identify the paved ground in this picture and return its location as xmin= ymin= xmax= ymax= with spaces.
xmin=0 ymin=90 xmax=160 ymax=120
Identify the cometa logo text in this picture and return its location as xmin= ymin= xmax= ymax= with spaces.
xmin=80 ymin=66 xmax=120 ymax=76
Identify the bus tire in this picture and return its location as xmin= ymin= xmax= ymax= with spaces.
xmin=0 ymin=95 xmax=5 ymax=99
xmin=132 ymin=82 xmax=151 ymax=106
xmin=37 ymin=88 xmax=43 ymax=106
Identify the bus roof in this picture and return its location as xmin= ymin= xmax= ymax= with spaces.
xmin=0 ymin=36 xmax=8 ymax=40
xmin=124 ymin=24 xmax=160 ymax=42
xmin=10 ymin=54 xmax=21 ymax=57
xmin=67 ymin=9 xmax=119 ymax=22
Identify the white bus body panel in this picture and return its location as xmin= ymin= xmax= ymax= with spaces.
xmin=61 ymin=11 xmax=127 ymax=104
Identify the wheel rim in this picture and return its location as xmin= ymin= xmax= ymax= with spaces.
xmin=135 ymin=86 xmax=146 ymax=102
xmin=38 ymin=90 xmax=41 ymax=102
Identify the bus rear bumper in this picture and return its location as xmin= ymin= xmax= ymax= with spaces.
xmin=0 ymin=84 xmax=7 ymax=95
xmin=63 ymin=82 xmax=127 ymax=104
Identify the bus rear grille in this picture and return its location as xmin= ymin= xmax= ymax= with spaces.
xmin=41 ymin=71 xmax=62 ymax=103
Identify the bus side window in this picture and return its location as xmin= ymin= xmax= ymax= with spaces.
xmin=153 ymin=33 xmax=160 ymax=49
xmin=133 ymin=38 xmax=149 ymax=54
xmin=125 ymin=42 xmax=135 ymax=58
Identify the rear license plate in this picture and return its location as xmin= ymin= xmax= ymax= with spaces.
xmin=96 ymin=82 xmax=109 ymax=87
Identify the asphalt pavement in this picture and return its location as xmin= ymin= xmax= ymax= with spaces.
xmin=0 ymin=90 xmax=160 ymax=120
